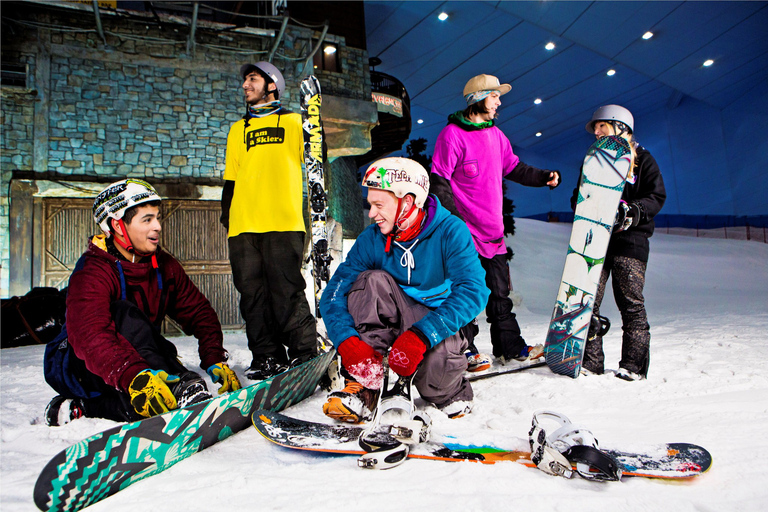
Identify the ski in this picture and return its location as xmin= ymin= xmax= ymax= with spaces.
xmin=544 ymin=136 xmax=632 ymax=378
xmin=252 ymin=409 xmax=712 ymax=479
xmin=300 ymin=75 xmax=332 ymax=323
xmin=34 ymin=350 xmax=335 ymax=512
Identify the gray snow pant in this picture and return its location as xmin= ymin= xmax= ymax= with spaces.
xmin=347 ymin=270 xmax=473 ymax=409
xmin=583 ymin=255 xmax=651 ymax=376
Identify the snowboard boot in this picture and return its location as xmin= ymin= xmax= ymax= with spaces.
xmin=615 ymin=368 xmax=646 ymax=381
xmin=439 ymin=400 xmax=473 ymax=419
xmin=465 ymin=351 xmax=492 ymax=373
xmin=323 ymin=380 xmax=379 ymax=424
xmin=500 ymin=344 xmax=544 ymax=364
xmin=172 ymin=372 xmax=212 ymax=408
xmin=245 ymin=356 xmax=289 ymax=381
xmin=45 ymin=395 xmax=85 ymax=427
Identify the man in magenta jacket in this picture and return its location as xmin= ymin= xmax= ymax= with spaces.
xmin=431 ymin=74 xmax=560 ymax=366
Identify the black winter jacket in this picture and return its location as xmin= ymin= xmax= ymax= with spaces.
xmin=570 ymin=145 xmax=666 ymax=262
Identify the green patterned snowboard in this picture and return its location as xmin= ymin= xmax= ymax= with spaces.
xmin=34 ymin=350 xmax=335 ymax=511
xmin=545 ymin=136 xmax=632 ymax=377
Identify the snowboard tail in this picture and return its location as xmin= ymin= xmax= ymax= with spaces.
xmin=253 ymin=410 xmax=711 ymax=479
xmin=34 ymin=350 xmax=335 ymax=512
xmin=545 ymin=136 xmax=632 ymax=378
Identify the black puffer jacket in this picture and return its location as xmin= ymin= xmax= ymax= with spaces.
xmin=571 ymin=145 xmax=666 ymax=262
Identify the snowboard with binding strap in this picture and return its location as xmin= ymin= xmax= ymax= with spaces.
xmin=545 ymin=136 xmax=632 ymax=378
xmin=33 ymin=350 xmax=335 ymax=512
xmin=252 ymin=409 xmax=711 ymax=479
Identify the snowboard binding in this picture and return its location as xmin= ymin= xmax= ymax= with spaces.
xmin=529 ymin=410 xmax=622 ymax=481
xmin=357 ymin=359 xmax=431 ymax=470
xmin=587 ymin=314 xmax=611 ymax=341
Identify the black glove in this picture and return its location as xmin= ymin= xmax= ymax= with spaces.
xmin=614 ymin=201 xmax=641 ymax=232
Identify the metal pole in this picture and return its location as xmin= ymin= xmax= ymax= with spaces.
xmin=92 ymin=0 xmax=108 ymax=47
xmin=267 ymin=15 xmax=289 ymax=62
xmin=300 ymin=21 xmax=329 ymax=78
xmin=187 ymin=2 xmax=199 ymax=56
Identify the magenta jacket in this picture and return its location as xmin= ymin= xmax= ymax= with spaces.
xmin=432 ymin=113 xmax=554 ymax=258
xmin=65 ymin=235 xmax=227 ymax=392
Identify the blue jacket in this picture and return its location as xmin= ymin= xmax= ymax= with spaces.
xmin=320 ymin=195 xmax=489 ymax=349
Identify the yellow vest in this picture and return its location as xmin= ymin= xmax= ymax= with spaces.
xmin=223 ymin=111 xmax=305 ymax=236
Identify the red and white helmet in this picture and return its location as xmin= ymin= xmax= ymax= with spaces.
xmin=362 ymin=157 xmax=430 ymax=208
xmin=93 ymin=179 xmax=161 ymax=236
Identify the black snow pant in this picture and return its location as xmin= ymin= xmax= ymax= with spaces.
xmin=480 ymin=253 xmax=527 ymax=359
xmin=80 ymin=300 xmax=201 ymax=422
xmin=228 ymin=231 xmax=317 ymax=365
xmin=582 ymin=255 xmax=651 ymax=377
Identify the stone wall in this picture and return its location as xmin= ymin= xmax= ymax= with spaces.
xmin=0 ymin=2 xmax=373 ymax=297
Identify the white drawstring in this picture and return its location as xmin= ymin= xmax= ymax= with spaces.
xmin=393 ymin=239 xmax=420 ymax=284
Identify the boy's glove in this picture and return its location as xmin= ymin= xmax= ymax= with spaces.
xmin=338 ymin=336 xmax=384 ymax=389
xmin=389 ymin=329 xmax=428 ymax=377
xmin=206 ymin=363 xmax=242 ymax=394
xmin=129 ymin=369 xmax=179 ymax=418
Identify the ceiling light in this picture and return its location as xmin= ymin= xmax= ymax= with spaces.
xmin=417 ymin=119 xmax=424 ymax=124
xmin=642 ymin=31 xmax=654 ymax=40
xmin=324 ymin=45 xmax=336 ymax=55
xmin=534 ymin=98 xmax=542 ymax=105
xmin=438 ymin=12 xmax=448 ymax=21
xmin=545 ymin=42 xmax=556 ymax=51
xmin=607 ymin=69 xmax=616 ymax=76
xmin=703 ymin=59 xmax=714 ymax=67
xmin=536 ymin=132 xmax=542 ymax=137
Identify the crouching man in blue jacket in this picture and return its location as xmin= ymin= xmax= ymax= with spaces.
xmin=320 ymin=157 xmax=489 ymax=422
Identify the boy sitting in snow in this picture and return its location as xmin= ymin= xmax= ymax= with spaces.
xmin=43 ymin=179 xmax=240 ymax=426
xmin=319 ymin=157 xmax=489 ymax=422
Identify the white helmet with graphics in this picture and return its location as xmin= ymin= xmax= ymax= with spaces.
xmin=585 ymin=104 xmax=634 ymax=135
xmin=362 ymin=157 xmax=430 ymax=208
xmin=93 ymin=179 xmax=161 ymax=237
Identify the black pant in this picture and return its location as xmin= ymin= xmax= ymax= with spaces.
xmin=583 ymin=255 xmax=651 ymax=376
xmin=228 ymin=232 xmax=317 ymax=364
xmin=81 ymin=300 xmax=197 ymax=422
xmin=480 ymin=253 xmax=526 ymax=359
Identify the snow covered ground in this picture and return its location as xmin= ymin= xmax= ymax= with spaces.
xmin=2 ymin=218 xmax=767 ymax=511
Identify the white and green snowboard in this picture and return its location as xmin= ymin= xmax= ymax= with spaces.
xmin=544 ymin=136 xmax=631 ymax=378
xmin=34 ymin=350 xmax=335 ymax=512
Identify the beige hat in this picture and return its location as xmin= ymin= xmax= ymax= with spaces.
xmin=463 ymin=74 xmax=511 ymax=98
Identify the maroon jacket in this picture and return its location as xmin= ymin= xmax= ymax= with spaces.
xmin=66 ymin=235 xmax=226 ymax=392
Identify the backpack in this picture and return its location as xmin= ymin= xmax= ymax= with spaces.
xmin=43 ymin=324 xmax=103 ymax=399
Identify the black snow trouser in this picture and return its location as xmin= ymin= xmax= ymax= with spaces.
xmin=82 ymin=300 xmax=200 ymax=422
xmin=582 ymin=255 xmax=651 ymax=377
xmin=228 ymin=231 xmax=317 ymax=364
xmin=479 ymin=253 xmax=526 ymax=359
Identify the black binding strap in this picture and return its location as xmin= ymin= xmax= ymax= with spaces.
xmin=563 ymin=445 xmax=623 ymax=481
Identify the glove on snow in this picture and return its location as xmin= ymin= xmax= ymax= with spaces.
xmin=614 ymin=200 xmax=641 ymax=232
xmin=129 ymin=369 xmax=179 ymax=418
xmin=206 ymin=363 xmax=242 ymax=395
xmin=389 ymin=329 xmax=428 ymax=377
xmin=338 ymin=336 xmax=384 ymax=389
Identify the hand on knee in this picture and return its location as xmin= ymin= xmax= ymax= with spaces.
xmin=129 ymin=369 xmax=180 ymax=418
xmin=338 ymin=336 xmax=383 ymax=389
xmin=389 ymin=328 xmax=429 ymax=377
